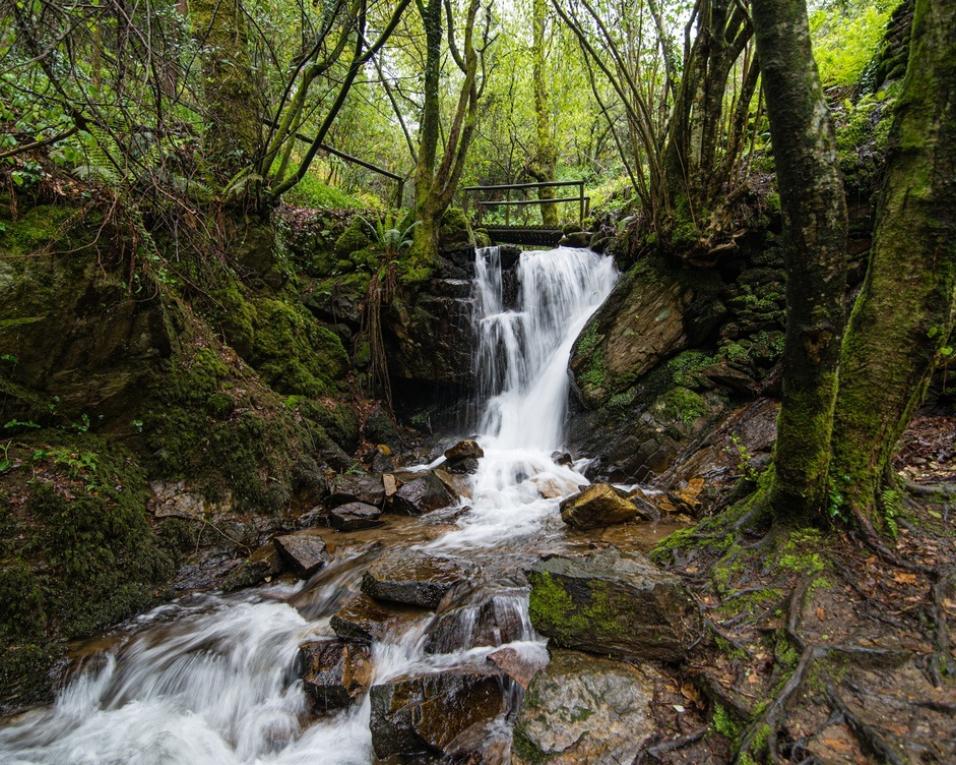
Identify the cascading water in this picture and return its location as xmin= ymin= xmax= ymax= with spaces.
xmin=0 ymin=244 xmax=618 ymax=764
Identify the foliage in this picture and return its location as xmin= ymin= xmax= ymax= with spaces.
xmin=811 ymin=1 xmax=900 ymax=87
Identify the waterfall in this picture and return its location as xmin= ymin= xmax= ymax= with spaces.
xmin=0 ymin=244 xmax=619 ymax=765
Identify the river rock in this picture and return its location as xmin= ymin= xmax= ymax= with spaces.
xmin=369 ymin=668 xmax=515 ymax=760
xmin=550 ymin=451 xmax=573 ymax=466
xmin=559 ymin=231 xmax=592 ymax=248
xmin=527 ymin=548 xmax=701 ymax=661
xmin=512 ymin=649 xmax=663 ymax=765
xmin=362 ymin=550 xmax=475 ymax=609
xmin=327 ymin=473 xmax=385 ymax=507
xmin=273 ymin=532 xmax=330 ymax=577
xmin=330 ymin=592 xmax=426 ymax=643
xmin=423 ymin=594 xmax=526 ymax=653
xmin=298 ymin=638 xmax=372 ymax=713
xmin=389 ymin=471 xmax=456 ymax=515
xmin=444 ymin=439 xmax=484 ymax=462
xmin=559 ymin=484 xmax=638 ymax=529
xmin=486 ymin=647 xmax=545 ymax=689
xmin=444 ymin=457 xmax=480 ymax=475
xmin=434 ymin=467 xmax=473 ymax=500
xmin=328 ymin=501 xmax=383 ymax=531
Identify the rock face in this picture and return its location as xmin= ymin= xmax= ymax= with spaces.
xmin=389 ymin=472 xmax=457 ymax=515
xmin=512 ymin=650 xmax=663 ymax=765
xmin=328 ymin=501 xmax=383 ymax=531
xmin=362 ymin=551 xmax=474 ymax=609
xmin=559 ymin=484 xmax=638 ymax=529
xmin=273 ymin=532 xmax=330 ymax=577
xmin=330 ymin=593 xmax=425 ymax=643
xmin=369 ymin=668 xmax=515 ymax=760
xmin=327 ymin=474 xmax=385 ymax=508
xmin=527 ymin=549 xmax=701 ymax=661
xmin=298 ymin=638 xmax=372 ymax=713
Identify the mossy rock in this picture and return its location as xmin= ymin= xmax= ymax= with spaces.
xmin=251 ymin=298 xmax=348 ymax=397
xmin=438 ymin=207 xmax=472 ymax=246
xmin=334 ymin=218 xmax=372 ymax=258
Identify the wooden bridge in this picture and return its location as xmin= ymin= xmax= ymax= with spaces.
xmin=462 ymin=180 xmax=590 ymax=246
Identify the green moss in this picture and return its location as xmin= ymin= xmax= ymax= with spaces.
xmin=210 ymin=281 xmax=257 ymax=356
xmin=667 ymin=350 xmax=716 ymax=388
xmin=0 ymin=205 xmax=77 ymax=255
xmin=251 ymin=298 xmax=348 ymax=396
xmin=438 ymin=206 xmax=472 ymax=244
xmin=333 ymin=217 xmax=372 ymax=257
xmin=712 ymin=703 xmax=741 ymax=741
xmin=653 ymin=386 xmax=709 ymax=425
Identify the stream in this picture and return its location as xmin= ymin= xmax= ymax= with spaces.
xmin=0 ymin=245 xmax=623 ymax=764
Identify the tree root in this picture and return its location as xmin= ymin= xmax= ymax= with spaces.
xmin=633 ymin=726 xmax=708 ymax=764
xmin=825 ymin=686 xmax=907 ymax=765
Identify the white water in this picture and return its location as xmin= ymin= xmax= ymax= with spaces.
xmin=0 ymin=245 xmax=617 ymax=764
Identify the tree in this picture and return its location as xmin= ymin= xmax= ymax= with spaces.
xmin=829 ymin=0 xmax=956 ymax=526
xmin=413 ymin=0 xmax=493 ymax=258
xmin=750 ymin=0 xmax=848 ymax=520
xmin=530 ymin=0 xmax=558 ymax=225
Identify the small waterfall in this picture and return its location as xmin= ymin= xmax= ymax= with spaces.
xmin=0 ymin=243 xmax=618 ymax=764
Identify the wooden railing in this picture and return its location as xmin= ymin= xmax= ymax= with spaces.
xmin=462 ymin=180 xmax=590 ymax=228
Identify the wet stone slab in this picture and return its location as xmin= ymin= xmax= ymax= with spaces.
xmin=361 ymin=550 xmax=477 ymax=609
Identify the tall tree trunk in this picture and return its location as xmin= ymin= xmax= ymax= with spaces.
xmin=188 ymin=0 xmax=261 ymax=185
xmin=751 ymin=0 xmax=848 ymax=519
xmin=830 ymin=0 xmax=956 ymax=521
xmin=532 ymin=0 xmax=558 ymax=226
xmin=413 ymin=0 xmax=444 ymax=258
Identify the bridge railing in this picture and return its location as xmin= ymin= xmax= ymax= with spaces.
xmin=461 ymin=180 xmax=590 ymax=228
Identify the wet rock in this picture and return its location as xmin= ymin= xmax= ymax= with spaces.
xmin=551 ymin=451 xmax=573 ymax=466
xmin=389 ymin=471 xmax=457 ymax=515
xmin=512 ymin=649 xmax=663 ymax=765
xmin=625 ymin=487 xmax=665 ymax=521
xmin=444 ymin=457 xmax=480 ymax=475
xmin=424 ymin=594 xmax=526 ymax=653
xmin=559 ymin=484 xmax=638 ymax=529
xmin=559 ymin=231 xmax=592 ymax=248
xmin=444 ymin=439 xmax=484 ymax=462
xmin=298 ymin=638 xmax=372 ymax=713
xmin=328 ymin=501 xmax=383 ymax=531
xmin=531 ymin=474 xmax=577 ymax=499
xmin=527 ymin=548 xmax=701 ymax=661
xmin=382 ymin=473 xmax=399 ymax=498
xmin=434 ymin=468 xmax=473 ymax=501
xmin=362 ymin=550 xmax=475 ymax=609
xmin=327 ymin=473 xmax=385 ymax=508
xmin=222 ymin=542 xmax=284 ymax=591
xmin=273 ymin=532 xmax=330 ymax=577
xmin=486 ymin=647 xmax=543 ymax=689
xmin=369 ymin=668 xmax=515 ymax=760
xmin=330 ymin=592 xmax=426 ymax=643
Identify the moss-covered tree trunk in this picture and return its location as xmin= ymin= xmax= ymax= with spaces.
xmin=188 ymin=0 xmax=261 ymax=186
xmin=532 ymin=0 xmax=558 ymax=227
xmin=830 ymin=0 xmax=956 ymax=521
xmin=751 ymin=0 xmax=848 ymax=519
xmin=413 ymin=0 xmax=443 ymax=259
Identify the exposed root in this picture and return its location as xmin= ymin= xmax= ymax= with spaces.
xmin=634 ymin=726 xmax=708 ymax=764
xmin=826 ymin=686 xmax=907 ymax=765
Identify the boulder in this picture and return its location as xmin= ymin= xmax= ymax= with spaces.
xmin=298 ymin=638 xmax=372 ymax=713
xmin=444 ymin=457 xmax=480 ymax=475
xmin=328 ymin=501 xmax=383 ymax=531
xmin=424 ymin=594 xmax=527 ymax=653
xmin=559 ymin=231 xmax=592 ymax=248
xmin=369 ymin=668 xmax=515 ymax=760
xmin=444 ymin=439 xmax=484 ymax=462
xmin=434 ymin=468 xmax=473 ymax=500
xmin=512 ymin=650 xmax=664 ymax=765
xmin=273 ymin=532 xmax=330 ymax=577
xmin=550 ymin=451 xmax=573 ymax=466
xmin=330 ymin=592 xmax=426 ymax=644
xmin=389 ymin=471 xmax=456 ymax=515
xmin=559 ymin=484 xmax=638 ymax=530
xmin=362 ymin=550 xmax=474 ymax=609
xmin=327 ymin=473 xmax=385 ymax=508
xmin=527 ymin=549 xmax=701 ymax=661
xmin=486 ymin=647 xmax=543 ymax=689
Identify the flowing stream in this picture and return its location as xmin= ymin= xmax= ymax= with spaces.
xmin=0 ymin=245 xmax=619 ymax=765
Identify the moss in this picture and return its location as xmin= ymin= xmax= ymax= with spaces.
xmin=667 ymin=350 xmax=716 ymax=388
xmin=438 ymin=206 xmax=472 ymax=245
xmin=251 ymin=298 xmax=348 ymax=396
xmin=712 ymin=703 xmax=741 ymax=741
xmin=653 ymin=386 xmax=709 ymax=425
xmin=210 ymin=281 xmax=257 ymax=356
xmin=0 ymin=205 xmax=77 ymax=255
xmin=284 ymin=395 xmax=359 ymax=451
xmin=333 ymin=217 xmax=372 ymax=257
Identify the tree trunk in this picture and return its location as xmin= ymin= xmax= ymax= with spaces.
xmin=413 ymin=0 xmax=443 ymax=259
xmin=188 ymin=0 xmax=261 ymax=185
xmin=532 ymin=0 xmax=558 ymax=227
xmin=751 ymin=0 xmax=848 ymax=519
xmin=830 ymin=0 xmax=956 ymax=521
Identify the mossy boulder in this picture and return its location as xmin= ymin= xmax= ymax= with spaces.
xmin=334 ymin=217 xmax=372 ymax=258
xmin=438 ymin=206 xmax=472 ymax=247
xmin=251 ymin=298 xmax=348 ymax=396
xmin=0 ymin=434 xmax=174 ymax=713
xmin=527 ymin=548 xmax=701 ymax=661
